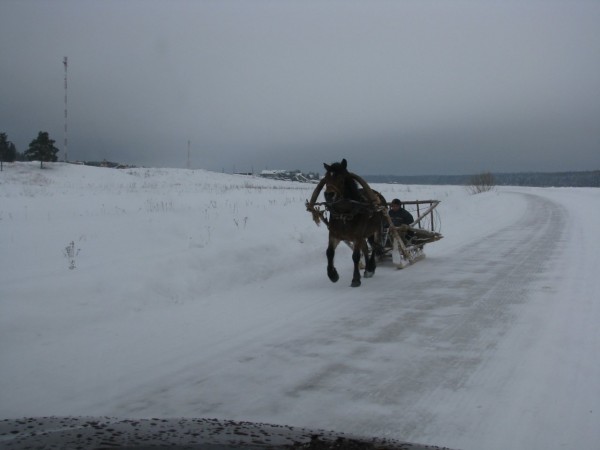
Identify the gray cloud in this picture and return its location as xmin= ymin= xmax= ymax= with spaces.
xmin=1 ymin=0 xmax=599 ymax=175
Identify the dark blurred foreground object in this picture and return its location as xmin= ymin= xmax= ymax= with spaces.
xmin=0 ymin=417 xmax=455 ymax=449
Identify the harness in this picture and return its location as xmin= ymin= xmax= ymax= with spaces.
xmin=305 ymin=171 xmax=394 ymax=230
xmin=309 ymin=198 xmax=386 ymax=227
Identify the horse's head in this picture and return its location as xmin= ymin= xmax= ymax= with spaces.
xmin=323 ymin=158 xmax=352 ymax=203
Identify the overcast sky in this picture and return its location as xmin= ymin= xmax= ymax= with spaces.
xmin=1 ymin=0 xmax=599 ymax=175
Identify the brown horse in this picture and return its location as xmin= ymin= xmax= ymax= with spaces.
xmin=307 ymin=159 xmax=387 ymax=287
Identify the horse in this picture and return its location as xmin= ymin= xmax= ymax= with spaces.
xmin=307 ymin=159 xmax=387 ymax=287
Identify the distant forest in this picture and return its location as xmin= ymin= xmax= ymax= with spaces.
xmin=365 ymin=171 xmax=600 ymax=188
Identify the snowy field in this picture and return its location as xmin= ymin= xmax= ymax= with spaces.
xmin=1 ymin=162 xmax=599 ymax=449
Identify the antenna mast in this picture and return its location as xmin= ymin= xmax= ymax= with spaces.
xmin=63 ymin=56 xmax=68 ymax=162
xmin=187 ymin=140 xmax=191 ymax=169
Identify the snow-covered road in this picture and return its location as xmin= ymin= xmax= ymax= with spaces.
xmin=1 ymin=164 xmax=598 ymax=450
xmin=87 ymin=192 xmax=596 ymax=449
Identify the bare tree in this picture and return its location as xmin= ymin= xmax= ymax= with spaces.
xmin=467 ymin=171 xmax=496 ymax=194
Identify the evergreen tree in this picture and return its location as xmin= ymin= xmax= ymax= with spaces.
xmin=24 ymin=131 xmax=60 ymax=168
xmin=0 ymin=132 xmax=18 ymax=171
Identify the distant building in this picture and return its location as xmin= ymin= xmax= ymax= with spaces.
xmin=81 ymin=160 xmax=136 ymax=169
xmin=259 ymin=169 xmax=320 ymax=183
xmin=259 ymin=169 xmax=288 ymax=178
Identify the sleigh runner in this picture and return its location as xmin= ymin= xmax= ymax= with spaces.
xmin=306 ymin=159 xmax=443 ymax=286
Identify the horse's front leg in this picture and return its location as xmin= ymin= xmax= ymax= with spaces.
xmin=364 ymin=236 xmax=376 ymax=278
xmin=326 ymin=237 xmax=340 ymax=283
xmin=351 ymin=242 xmax=362 ymax=287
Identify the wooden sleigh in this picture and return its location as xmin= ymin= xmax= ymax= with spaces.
xmin=376 ymin=199 xmax=443 ymax=269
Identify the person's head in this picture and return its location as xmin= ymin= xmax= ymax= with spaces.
xmin=391 ymin=198 xmax=401 ymax=209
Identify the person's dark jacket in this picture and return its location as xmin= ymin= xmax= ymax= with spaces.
xmin=389 ymin=207 xmax=414 ymax=227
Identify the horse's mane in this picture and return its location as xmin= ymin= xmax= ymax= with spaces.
xmin=343 ymin=176 xmax=362 ymax=201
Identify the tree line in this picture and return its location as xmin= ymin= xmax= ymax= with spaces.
xmin=1 ymin=131 xmax=60 ymax=170
xmin=366 ymin=171 xmax=600 ymax=188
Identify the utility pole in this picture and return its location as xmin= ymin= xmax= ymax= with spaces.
xmin=63 ymin=56 xmax=68 ymax=162
xmin=187 ymin=140 xmax=191 ymax=169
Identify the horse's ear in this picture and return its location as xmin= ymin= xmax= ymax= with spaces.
xmin=324 ymin=163 xmax=331 ymax=171
xmin=341 ymin=159 xmax=347 ymax=169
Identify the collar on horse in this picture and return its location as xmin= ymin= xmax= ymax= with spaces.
xmin=305 ymin=174 xmax=384 ymax=227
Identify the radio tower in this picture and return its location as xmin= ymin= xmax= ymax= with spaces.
xmin=63 ymin=56 xmax=68 ymax=162
xmin=187 ymin=140 xmax=191 ymax=169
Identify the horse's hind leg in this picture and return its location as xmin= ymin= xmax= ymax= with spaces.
xmin=326 ymin=238 xmax=340 ymax=283
xmin=351 ymin=242 xmax=362 ymax=287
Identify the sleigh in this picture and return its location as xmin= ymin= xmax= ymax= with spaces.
xmin=376 ymin=199 xmax=443 ymax=269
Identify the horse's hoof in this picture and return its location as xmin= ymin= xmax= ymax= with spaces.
xmin=351 ymin=280 xmax=361 ymax=287
xmin=328 ymin=269 xmax=339 ymax=283
xmin=364 ymin=270 xmax=374 ymax=278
